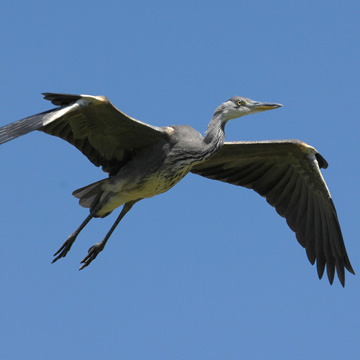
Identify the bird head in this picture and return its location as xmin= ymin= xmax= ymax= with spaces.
xmin=214 ymin=96 xmax=282 ymax=122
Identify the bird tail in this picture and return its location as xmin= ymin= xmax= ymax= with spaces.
xmin=72 ymin=179 xmax=107 ymax=212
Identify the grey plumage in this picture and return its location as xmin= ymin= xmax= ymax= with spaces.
xmin=0 ymin=93 xmax=354 ymax=286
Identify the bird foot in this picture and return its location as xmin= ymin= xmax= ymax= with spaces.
xmin=79 ymin=242 xmax=105 ymax=270
xmin=52 ymin=233 xmax=78 ymax=263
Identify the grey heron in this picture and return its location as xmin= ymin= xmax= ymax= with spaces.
xmin=0 ymin=93 xmax=354 ymax=286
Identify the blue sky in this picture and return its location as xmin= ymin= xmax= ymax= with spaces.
xmin=0 ymin=1 xmax=359 ymax=359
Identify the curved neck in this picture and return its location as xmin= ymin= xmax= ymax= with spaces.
xmin=202 ymin=112 xmax=228 ymax=159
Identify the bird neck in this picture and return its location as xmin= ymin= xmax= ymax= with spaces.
xmin=202 ymin=113 xmax=227 ymax=158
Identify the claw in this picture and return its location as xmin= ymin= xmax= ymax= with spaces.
xmin=79 ymin=242 xmax=104 ymax=270
xmin=52 ymin=234 xmax=77 ymax=263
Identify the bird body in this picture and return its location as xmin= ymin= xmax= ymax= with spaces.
xmin=79 ymin=133 xmax=194 ymax=217
xmin=74 ymin=109 xmax=226 ymax=218
xmin=74 ymin=123 xmax=215 ymax=217
xmin=0 ymin=93 xmax=354 ymax=285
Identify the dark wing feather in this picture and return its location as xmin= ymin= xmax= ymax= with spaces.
xmin=0 ymin=93 xmax=165 ymax=174
xmin=191 ymin=139 xmax=354 ymax=286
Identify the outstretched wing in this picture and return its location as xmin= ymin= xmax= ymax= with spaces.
xmin=0 ymin=93 xmax=165 ymax=174
xmin=191 ymin=139 xmax=354 ymax=286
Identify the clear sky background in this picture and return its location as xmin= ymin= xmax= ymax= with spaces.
xmin=0 ymin=1 xmax=359 ymax=359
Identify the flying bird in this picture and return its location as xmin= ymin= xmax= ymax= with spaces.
xmin=0 ymin=93 xmax=354 ymax=286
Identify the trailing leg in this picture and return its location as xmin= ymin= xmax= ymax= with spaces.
xmin=52 ymin=192 xmax=113 ymax=263
xmin=79 ymin=200 xmax=138 ymax=270
xmin=52 ymin=213 xmax=95 ymax=262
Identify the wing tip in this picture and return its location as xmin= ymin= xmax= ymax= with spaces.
xmin=313 ymin=252 xmax=354 ymax=287
xmin=42 ymin=93 xmax=110 ymax=107
xmin=42 ymin=93 xmax=82 ymax=106
xmin=315 ymin=153 xmax=328 ymax=169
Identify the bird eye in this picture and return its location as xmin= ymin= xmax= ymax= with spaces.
xmin=237 ymin=100 xmax=243 ymax=106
